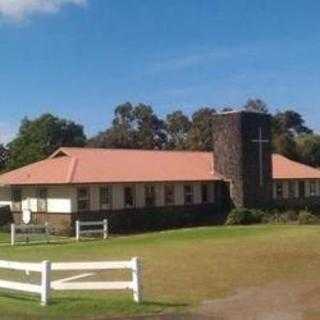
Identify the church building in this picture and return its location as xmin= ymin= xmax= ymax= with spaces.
xmin=0 ymin=111 xmax=320 ymax=233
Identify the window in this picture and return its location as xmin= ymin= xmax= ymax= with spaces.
xmin=299 ymin=181 xmax=305 ymax=199
xmin=77 ymin=187 xmax=90 ymax=211
xmin=184 ymin=185 xmax=194 ymax=205
xmin=12 ymin=188 xmax=22 ymax=211
xmin=145 ymin=185 xmax=156 ymax=207
xmin=37 ymin=189 xmax=47 ymax=212
xmin=124 ymin=186 xmax=135 ymax=208
xmin=100 ymin=186 xmax=112 ymax=210
xmin=288 ymin=181 xmax=296 ymax=199
xmin=201 ymin=184 xmax=209 ymax=203
xmin=164 ymin=184 xmax=175 ymax=206
xmin=310 ymin=181 xmax=317 ymax=197
xmin=276 ymin=182 xmax=283 ymax=199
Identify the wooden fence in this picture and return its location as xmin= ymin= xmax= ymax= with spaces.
xmin=11 ymin=223 xmax=50 ymax=246
xmin=75 ymin=220 xmax=108 ymax=241
xmin=0 ymin=257 xmax=142 ymax=305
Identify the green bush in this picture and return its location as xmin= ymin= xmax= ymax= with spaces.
xmin=298 ymin=210 xmax=319 ymax=225
xmin=226 ymin=208 xmax=264 ymax=225
xmin=266 ymin=210 xmax=298 ymax=224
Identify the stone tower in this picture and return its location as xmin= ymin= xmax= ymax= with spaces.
xmin=212 ymin=111 xmax=273 ymax=208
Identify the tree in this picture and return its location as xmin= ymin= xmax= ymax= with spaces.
xmin=89 ymin=102 xmax=166 ymax=150
xmin=243 ymin=98 xmax=269 ymax=113
xmin=273 ymin=110 xmax=312 ymax=136
xmin=7 ymin=114 xmax=87 ymax=170
xmin=165 ymin=110 xmax=191 ymax=150
xmin=188 ymin=107 xmax=216 ymax=151
xmin=132 ymin=104 xmax=167 ymax=149
xmin=295 ymin=134 xmax=320 ymax=167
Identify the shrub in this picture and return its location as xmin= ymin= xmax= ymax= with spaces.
xmin=225 ymin=208 xmax=263 ymax=225
xmin=266 ymin=210 xmax=299 ymax=224
xmin=298 ymin=210 xmax=319 ymax=225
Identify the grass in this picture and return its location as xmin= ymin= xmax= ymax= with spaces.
xmin=0 ymin=224 xmax=320 ymax=319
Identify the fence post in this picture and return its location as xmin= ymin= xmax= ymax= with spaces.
xmin=41 ymin=260 xmax=51 ymax=306
xmin=75 ymin=220 xmax=80 ymax=241
xmin=10 ymin=224 xmax=15 ymax=246
xmin=103 ymin=219 xmax=108 ymax=239
xmin=45 ymin=222 xmax=49 ymax=243
xmin=131 ymin=257 xmax=143 ymax=303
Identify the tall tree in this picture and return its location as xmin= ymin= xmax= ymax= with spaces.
xmin=132 ymin=104 xmax=167 ymax=149
xmin=273 ymin=110 xmax=312 ymax=136
xmin=7 ymin=114 xmax=86 ymax=170
xmin=165 ymin=110 xmax=191 ymax=150
xmin=295 ymin=134 xmax=320 ymax=167
xmin=243 ymin=98 xmax=269 ymax=113
xmin=188 ymin=107 xmax=216 ymax=151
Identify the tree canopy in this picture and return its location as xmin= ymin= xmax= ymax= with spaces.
xmin=7 ymin=114 xmax=87 ymax=170
xmin=2 ymin=98 xmax=320 ymax=171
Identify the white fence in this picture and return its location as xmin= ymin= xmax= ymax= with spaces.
xmin=11 ymin=223 xmax=50 ymax=246
xmin=75 ymin=220 xmax=108 ymax=241
xmin=0 ymin=260 xmax=50 ymax=306
xmin=0 ymin=257 xmax=142 ymax=306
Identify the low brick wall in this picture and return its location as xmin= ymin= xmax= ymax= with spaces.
xmin=73 ymin=203 xmax=229 ymax=234
xmin=273 ymin=197 xmax=320 ymax=211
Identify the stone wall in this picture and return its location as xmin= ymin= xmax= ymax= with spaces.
xmin=212 ymin=111 xmax=273 ymax=208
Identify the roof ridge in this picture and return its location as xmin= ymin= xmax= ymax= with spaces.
xmin=60 ymin=147 xmax=212 ymax=154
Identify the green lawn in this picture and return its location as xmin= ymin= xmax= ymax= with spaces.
xmin=0 ymin=225 xmax=320 ymax=319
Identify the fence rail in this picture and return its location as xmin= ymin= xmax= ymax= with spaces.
xmin=11 ymin=223 xmax=50 ymax=246
xmin=0 ymin=257 xmax=142 ymax=305
xmin=0 ymin=259 xmax=50 ymax=305
xmin=75 ymin=219 xmax=108 ymax=241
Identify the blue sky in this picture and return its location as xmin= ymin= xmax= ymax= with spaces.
xmin=0 ymin=0 xmax=320 ymax=143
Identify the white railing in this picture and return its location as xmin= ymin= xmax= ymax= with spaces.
xmin=75 ymin=220 xmax=108 ymax=241
xmin=0 ymin=257 xmax=142 ymax=305
xmin=0 ymin=260 xmax=50 ymax=306
xmin=11 ymin=223 xmax=50 ymax=246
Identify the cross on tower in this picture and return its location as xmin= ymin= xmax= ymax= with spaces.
xmin=252 ymin=127 xmax=269 ymax=187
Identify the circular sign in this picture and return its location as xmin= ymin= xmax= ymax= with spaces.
xmin=22 ymin=209 xmax=32 ymax=225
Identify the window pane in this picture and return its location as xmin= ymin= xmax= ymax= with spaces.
xmin=288 ymin=182 xmax=296 ymax=199
xmin=310 ymin=181 xmax=316 ymax=197
xmin=276 ymin=183 xmax=283 ymax=199
xmin=100 ymin=186 xmax=112 ymax=210
xmin=37 ymin=189 xmax=47 ymax=212
xmin=124 ymin=186 xmax=135 ymax=208
xmin=77 ymin=188 xmax=90 ymax=211
xmin=145 ymin=185 xmax=156 ymax=207
xmin=299 ymin=182 xmax=305 ymax=198
xmin=184 ymin=185 xmax=193 ymax=205
xmin=12 ymin=189 xmax=22 ymax=211
xmin=164 ymin=185 xmax=175 ymax=205
xmin=201 ymin=184 xmax=208 ymax=203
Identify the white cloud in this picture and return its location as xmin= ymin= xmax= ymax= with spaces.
xmin=0 ymin=0 xmax=86 ymax=21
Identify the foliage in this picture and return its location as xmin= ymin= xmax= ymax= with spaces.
xmin=88 ymin=102 xmax=167 ymax=150
xmin=225 ymin=208 xmax=264 ymax=225
xmin=187 ymin=107 xmax=216 ymax=151
xmin=165 ymin=110 xmax=191 ymax=150
xmin=298 ymin=210 xmax=319 ymax=225
xmin=7 ymin=114 xmax=86 ymax=170
xmin=295 ymin=134 xmax=320 ymax=167
xmin=243 ymin=98 xmax=269 ymax=113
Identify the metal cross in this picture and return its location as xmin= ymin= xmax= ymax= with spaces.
xmin=252 ymin=127 xmax=269 ymax=187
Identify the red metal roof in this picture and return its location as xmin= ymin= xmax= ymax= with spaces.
xmin=0 ymin=148 xmax=319 ymax=186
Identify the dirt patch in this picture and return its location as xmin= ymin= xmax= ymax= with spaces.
xmin=197 ymin=280 xmax=320 ymax=320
